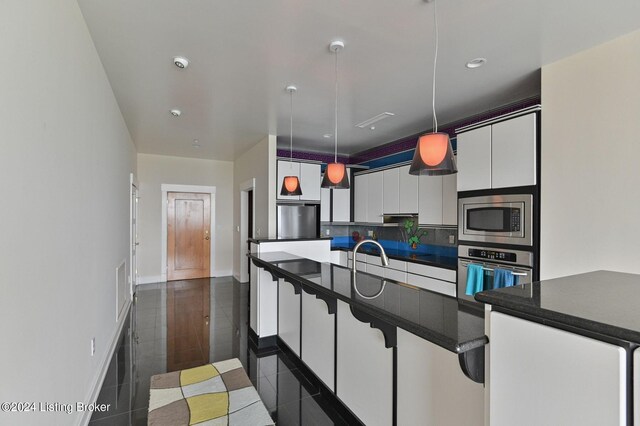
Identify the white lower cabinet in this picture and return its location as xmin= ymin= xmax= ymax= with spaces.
xmin=407 ymin=273 xmax=456 ymax=297
xmin=397 ymin=328 xmax=484 ymax=425
xmin=384 ymin=267 xmax=407 ymax=283
xmin=489 ymin=311 xmax=627 ymax=426
xmin=336 ymin=301 xmax=393 ymax=426
xmin=278 ymin=279 xmax=300 ymax=356
xmin=301 ymin=291 xmax=335 ymax=391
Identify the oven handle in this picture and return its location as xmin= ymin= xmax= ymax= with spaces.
xmin=460 ymin=261 xmax=529 ymax=276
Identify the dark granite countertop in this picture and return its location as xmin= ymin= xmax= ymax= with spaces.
xmin=475 ymin=270 xmax=640 ymax=344
xmin=248 ymin=237 xmax=333 ymax=244
xmin=249 ymin=251 xmax=486 ymax=354
xmin=331 ymin=243 xmax=457 ymax=270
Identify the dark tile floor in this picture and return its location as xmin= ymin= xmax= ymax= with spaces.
xmin=89 ymin=277 xmax=351 ymax=425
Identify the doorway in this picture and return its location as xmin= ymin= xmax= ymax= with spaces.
xmin=167 ymin=192 xmax=211 ymax=281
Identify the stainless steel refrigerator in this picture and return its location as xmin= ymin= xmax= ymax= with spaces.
xmin=277 ymin=205 xmax=318 ymax=239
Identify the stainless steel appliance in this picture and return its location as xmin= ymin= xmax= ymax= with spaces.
xmin=458 ymin=193 xmax=533 ymax=246
xmin=457 ymin=244 xmax=534 ymax=304
xmin=277 ymin=205 xmax=318 ymax=239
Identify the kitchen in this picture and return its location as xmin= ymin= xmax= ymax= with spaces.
xmin=3 ymin=1 xmax=640 ymax=426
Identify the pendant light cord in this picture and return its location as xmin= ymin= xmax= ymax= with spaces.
xmin=432 ymin=0 xmax=439 ymax=133
xmin=289 ymin=89 xmax=293 ymax=163
xmin=334 ymin=47 xmax=339 ymax=163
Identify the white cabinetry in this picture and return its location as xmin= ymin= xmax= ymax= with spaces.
xmin=457 ymin=112 xmax=537 ymax=191
xmin=397 ymin=328 xmax=483 ymax=425
xmin=382 ymin=168 xmax=400 ymax=214
xmin=332 ymin=186 xmax=351 ymax=222
xmin=277 ymin=160 xmax=321 ymax=201
xmin=301 ymin=291 xmax=335 ymax=391
xmin=418 ymin=175 xmax=443 ymax=225
xmin=354 ymin=174 xmax=368 ymax=222
xmin=336 ymin=300 xmax=393 ymax=426
xmin=367 ymin=171 xmax=384 ymax=223
xmin=299 ymin=162 xmax=321 ymax=201
xmin=278 ymin=280 xmax=300 ymax=356
xmin=277 ymin=160 xmax=301 ymax=200
xmin=491 ymin=113 xmax=536 ymax=189
xmin=488 ymin=311 xmax=626 ymax=425
xmin=398 ymin=164 xmax=419 ymax=214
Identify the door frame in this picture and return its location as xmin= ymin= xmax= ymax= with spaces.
xmin=129 ymin=173 xmax=138 ymax=297
xmin=161 ymin=184 xmax=216 ymax=282
xmin=238 ymin=178 xmax=255 ymax=283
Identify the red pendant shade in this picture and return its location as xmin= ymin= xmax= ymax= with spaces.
xmin=326 ymin=163 xmax=346 ymax=184
xmin=280 ymin=175 xmax=302 ymax=196
xmin=321 ymin=162 xmax=350 ymax=189
xmin=418 ymin=133 xmax=448 ymax=166
xmin=409 ymin=132 xmax=457 ymax=176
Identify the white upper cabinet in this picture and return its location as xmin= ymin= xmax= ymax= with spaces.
xmin=398 ymin=165 xmax=419 ymax=214
xmin=354 ymin=174 xmax=368 ymax=222
xmin=277 ymin=160 xmax=301 ymax=200
xmin=457 ymin=112 xmax=537 ymax=191
xmin=382 ymin=167 xmax=400 ymax=214
xmin=299 ymin=162 xmax=321 ymax=200
xmin=418 ymin=175 xmax=443 ymax=225
xmin=332 ymin=186 xmax=351 ymax=222
xmin=456 ymin=126 xmax=492 ymax=191
xmin=491 ymin=113 xmax=537 ymax=188
xmin=366 ymin=171 xmax=384 ymax=223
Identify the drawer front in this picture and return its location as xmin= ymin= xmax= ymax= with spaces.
xmin=407 ymin=273 xmax=456 ymax=297
xmin=356 ymin=253 xmax=367 ymax=262
xmin=407 ymin=262 xmax=456 ymax=283
xmin=367 ymin=264 xmax=384 ymax=277
xmin=348 ymin=251 xmax=353 ymax=260
xmin=384 ymin=268 xmax=407 ymax=283
xmin=365 ymin=254 xmax=379 ymax=265
xmin=356 ymin=261 xmax=367 ymax=272
xmin=365 ymin=254 xmax=406 ymax=272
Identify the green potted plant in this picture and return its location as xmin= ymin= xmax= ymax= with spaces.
xmin=403 ymin=219 xmax=427 ymax=250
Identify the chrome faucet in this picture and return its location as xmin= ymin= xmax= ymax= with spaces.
xmin=352 ymin=239 xmax=389 ymax=273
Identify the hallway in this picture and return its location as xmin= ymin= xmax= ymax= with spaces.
xmin=89 ymin=278 xmax=353 ymax=425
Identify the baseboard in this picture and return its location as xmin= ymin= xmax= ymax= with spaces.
xmin=77 ymin=300 xmax=131 ymax=426
xmin=212 ymin=269 xmax=233 ymax=277
xmin=137 ymin=275 xmax=164 ymax=285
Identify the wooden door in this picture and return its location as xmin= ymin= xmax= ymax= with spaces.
xmin=166 ymin=279 xmax=211 ymax=371
xmin=167 ymin=192 xmax=211 ymax=280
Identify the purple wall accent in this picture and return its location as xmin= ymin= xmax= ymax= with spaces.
xmin=351 ymin=96 xmax=540 ymax=164
xmin=277 ymin=149 xmax=350 ymax=164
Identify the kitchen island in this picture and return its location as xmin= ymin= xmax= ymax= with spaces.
xmin=476 ymin=270 xmax=640 ymax=426
xmin=249 ymin=250 xmax=486 ymax=426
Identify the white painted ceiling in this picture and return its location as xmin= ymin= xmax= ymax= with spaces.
xmin=78 ymin=0 xmax=640 ymax=160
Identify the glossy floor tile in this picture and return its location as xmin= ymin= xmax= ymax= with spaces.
xmin=90 ymin=277 xmax=351 ymax=425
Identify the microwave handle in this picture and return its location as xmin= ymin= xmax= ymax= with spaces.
xmin=460 ymin=262 xmax=529 ymax=276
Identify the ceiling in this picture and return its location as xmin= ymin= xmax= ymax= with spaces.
xmin=78 ymin=0 xmax=640 ymax=161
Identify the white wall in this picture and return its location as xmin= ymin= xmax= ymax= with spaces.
xmin=136 ymin=153 xmax=234 ymax=282
xmin=541 ymin=29 xmax=640 ymax=279
xmin=0 ymin=1 xmax=136 ymax=425
xmin=233 ymin=135 xmax=277 ymax=279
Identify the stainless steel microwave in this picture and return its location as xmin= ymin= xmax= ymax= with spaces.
xmin=458 ymin=194 xmax=533 ymax=246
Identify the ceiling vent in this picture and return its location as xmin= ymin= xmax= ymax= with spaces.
xmin=355 ymin=112 xmax=395 ymax=128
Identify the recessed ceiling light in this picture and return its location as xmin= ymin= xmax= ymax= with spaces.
xmin=466 ymin=58 xmax=487 ymax=69
xmin=323 ymin=133 xmax=332 ymax=139
xmin=173 ymin=56 xmax=189 ymax=69
xmin=170 ymin=109 xmax=181 ymax=117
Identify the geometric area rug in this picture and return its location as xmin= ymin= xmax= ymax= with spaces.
xmin=148 ymin=358 xmax=274 ymax=425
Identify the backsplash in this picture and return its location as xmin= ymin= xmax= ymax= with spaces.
xmin=321 ymin=222 xmax=457 ymax=248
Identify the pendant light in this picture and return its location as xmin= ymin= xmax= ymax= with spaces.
xmin=409 ymin=0 xmax=457 ymax=176
xmin=321 ymin=40 xmax=350 ymax=189
xmin=280 ymin=85 xmax=303 ymax=196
